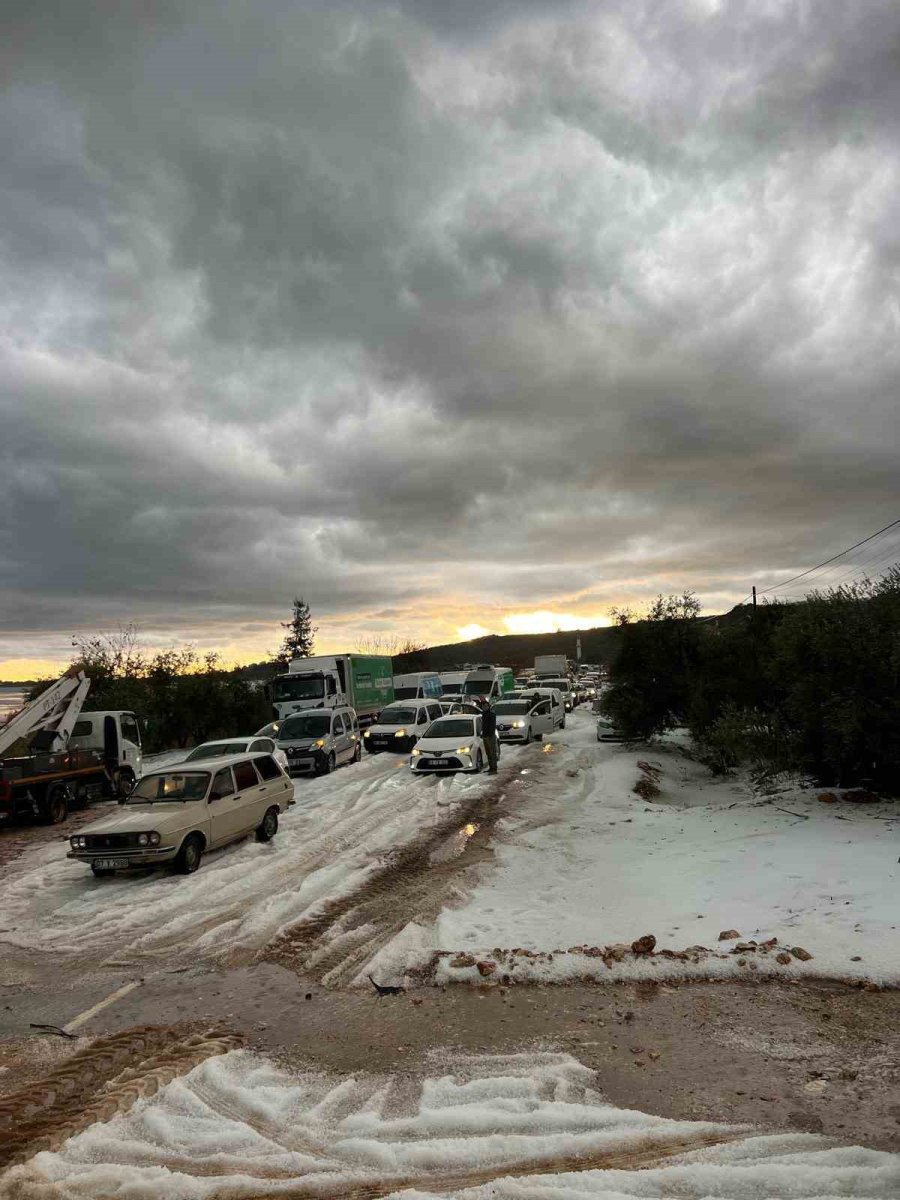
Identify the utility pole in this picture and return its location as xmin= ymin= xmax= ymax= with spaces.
xmin=752 ymin=586 xmax=757 ymax=610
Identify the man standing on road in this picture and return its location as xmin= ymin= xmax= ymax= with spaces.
xmin=479 ymin=696 xmax=499 ymax=774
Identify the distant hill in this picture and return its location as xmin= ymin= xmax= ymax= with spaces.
xmin=393 ymin=625 xmax=623 ymax=674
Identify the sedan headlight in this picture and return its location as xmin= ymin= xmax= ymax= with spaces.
xmin=363 ymin=730 xmax=371 ymax=737
xmin=512 ymin=720 xmax=526 ymax=728
xmin=70 ymin=835 xmax=85 ymax=848
xmin=411 ymin=748 xmax=422 ymax=757
xmin=137 ymin=832 xmax=162 ymax=847
xmin=393 ymin=729 xmax=407 ymax=737
xmin=456 ymin=745 xmax=472 ymax=754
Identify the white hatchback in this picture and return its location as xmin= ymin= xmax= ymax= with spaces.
xmin=410 ymin=714 xmax=487 ymax=774
xmin=492 ymin=696 xmax=557 ymax=744
xmin=183 ymin=736 xmax=289 ymax=772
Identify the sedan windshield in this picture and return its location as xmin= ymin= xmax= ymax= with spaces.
xmin=426 ymin=718 xmax=476 ymax=739
xmin=493 ymin=701 xmax=530 ymax=715
xmin=277 ymin=713 xmax=331 ymax=740
xmin=273 ymin=676 xmax=324 ymax=701
xmin=127 ymin=772 xmax=210 ymax=803
xmin=185 ymin=741 xmax=248 ymax=761
xmin=377 ymin=707 xmax=417 ymax=725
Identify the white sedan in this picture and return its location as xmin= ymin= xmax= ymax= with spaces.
xmin=410 ymin=715 xmax=487 ymax=774
xmin=182 ymin=736 xmax=289 ymax=772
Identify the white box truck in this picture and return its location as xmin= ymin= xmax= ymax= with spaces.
xmin=534 ymin=654 xmax=567 ymax=678
xmin=272 ymin=655 xmax=393 ymax=722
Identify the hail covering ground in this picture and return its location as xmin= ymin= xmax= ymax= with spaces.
xmin=1 ymin=711 xmax=896 ymax=988
xmin=1 ymin=709 xmax=899 ymax=1194
xmin=3 ymin=1050 xmax=898 ymax=1199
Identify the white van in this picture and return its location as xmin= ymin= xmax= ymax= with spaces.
xmin=516 ymin=687 xmax=566 ymax=729
xmin=392 ymin=672 xmax=442 ymax=701
xmin=462 ymin=665 xmax=515 ymax=702
xmin=438 ymin=671 xmax=468 ymax=697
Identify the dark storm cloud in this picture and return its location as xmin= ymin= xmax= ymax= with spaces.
xmin=2 ymin=0 xmax=899 ymax=658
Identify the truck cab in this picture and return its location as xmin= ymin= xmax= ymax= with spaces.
xmin=68 ymin=710 xmax=143 ymax=786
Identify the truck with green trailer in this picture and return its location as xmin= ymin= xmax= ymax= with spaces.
xmin=271 ymin=655 xmax=393 ymax=724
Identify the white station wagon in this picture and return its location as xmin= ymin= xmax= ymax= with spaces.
xmin=67 ymin=753 xmax=293 ymax=877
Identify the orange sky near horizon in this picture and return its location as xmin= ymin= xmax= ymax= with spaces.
xmin=0 ymin=608 xmax=617 ymax=681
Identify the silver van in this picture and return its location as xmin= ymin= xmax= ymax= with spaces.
xmin=274 ymin=706 xmax=361 ymax=776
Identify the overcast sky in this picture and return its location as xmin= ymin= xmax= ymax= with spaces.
xmin=2 ymin=0 xmax=898 ymax=673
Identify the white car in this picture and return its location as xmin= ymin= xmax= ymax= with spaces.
xmin=410 ymin=714 xmax=487 ymax=774
xmin=513 ymin=688 xmax=566 ymax=729
xmin=363 ymin=699 xmax=445 ymax=753
xmin=183 ymin=736 xmax=289 ymax=772
xmin=492 ymin=695 xmax=559 ymax=744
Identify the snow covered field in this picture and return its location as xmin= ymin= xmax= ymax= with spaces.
xmin=1 ymin=709 xmax=895 ymax=990
xmin=0 ymin=750 xmax=492 ymax=974
xmin=433 ymin=711 xmax=900 ymax=987
xmin=5 ymin=1049 xmax=897 ymax=1198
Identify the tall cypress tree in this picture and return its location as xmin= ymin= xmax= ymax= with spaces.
xmin=278 ymin=597 xmax=316 ymax=665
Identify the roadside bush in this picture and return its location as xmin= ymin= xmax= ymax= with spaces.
xmin=34 ymin=629 xmax=272 ymax=752
xmin=604 ymin=570 xmax=900 ymax=792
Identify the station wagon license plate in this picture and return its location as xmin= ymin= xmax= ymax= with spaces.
xmin=92 ymin=857 xmax=129 ymax=870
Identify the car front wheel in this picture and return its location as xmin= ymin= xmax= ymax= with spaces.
xmin=174 ymin=834 xmax=203 ymax=875
xmin=256 ymin=806 xmax=279 ymax=842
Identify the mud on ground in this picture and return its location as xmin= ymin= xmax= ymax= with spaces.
xmin=3 ymin=967 xmax=897 ymax=1161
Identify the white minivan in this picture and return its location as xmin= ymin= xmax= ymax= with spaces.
xmin=494 ymin=691 xmax=565 ymax=743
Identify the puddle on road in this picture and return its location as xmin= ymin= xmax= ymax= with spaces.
xmin=428 ymin=822 xmax=480 ymax=865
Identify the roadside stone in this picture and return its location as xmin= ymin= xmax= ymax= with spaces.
xmin=776 ymin=952 xmax=793 ymax=965
xmin=476 ymin=960 xmax=497 ymax=976
xmin=790 ymin=946 xmax=814 ymax=961
xmin=648 ymin=1050 xmax=661 ymax=1060
xmin=631 ymin=934 xmax=656 ymax=955
xmin=607 ymin=943 xmax=630 ymax=961
xmin=851 ymin=956 xmax=862 ymax=962
xmin=734 ymin=941 xmax=757 ymax=952
xmin=451 ymin=953 xmax=477 ymax=968
xmin=718 ymin=929 xmax=741 ymax=941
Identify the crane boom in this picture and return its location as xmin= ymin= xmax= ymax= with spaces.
xmin=0 ymin=670 xmax=91 ymax=757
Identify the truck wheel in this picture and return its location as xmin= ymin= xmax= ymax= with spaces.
xmin=42 ymin=785 xmax=69 ymax=825
xmin=256 ymin=806 xmax=279 ymax=842
xmin=174 ymin=834 xmax=203 ymax=875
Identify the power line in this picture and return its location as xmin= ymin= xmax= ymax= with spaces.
xmin=757 ymin=516 xmax=900 ymax=597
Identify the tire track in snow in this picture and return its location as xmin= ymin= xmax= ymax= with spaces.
xmin=0 ymin=1023 xmax=243 ymax=1171
xmin=262 ymin=751 xmax=555 ymax=986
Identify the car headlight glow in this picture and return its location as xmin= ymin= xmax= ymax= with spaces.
xmin=393 ymin=729 xmax=407 ymax=737
xmin=363 ymin=729 xmax=371 ymax=737
xmin=456 ymin=745 xmax=471 ymax=754
xmin=70 ymin=835 xmax=85 ymax=848
xmin=512 ymin=720 xmax=526 ymax=728
xmin=149 ymin=831 xmax=161 ymax=846
xmin=137 ymin=833 xmax=149 ymax=846
xmin=411 ymin=748 xmax=422 ymax=756
xmin=313 ymin=739 xmax=326 ymax=748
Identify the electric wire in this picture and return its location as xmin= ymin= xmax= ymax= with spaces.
xmin=757 ymin=516 xmax=900 ymax=597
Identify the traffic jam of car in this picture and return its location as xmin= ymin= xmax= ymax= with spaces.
xmin=1 ymin=654 xmax=610 ymax=881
